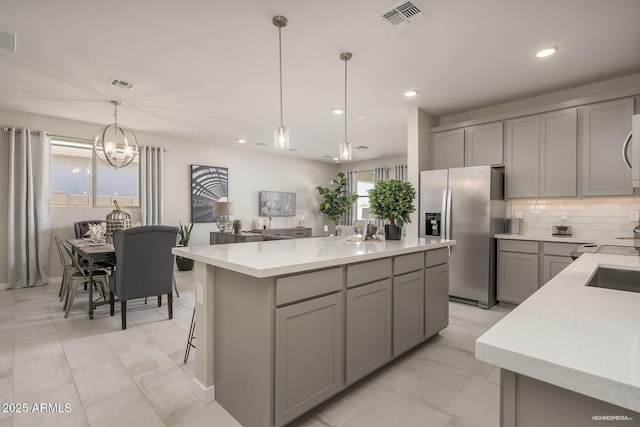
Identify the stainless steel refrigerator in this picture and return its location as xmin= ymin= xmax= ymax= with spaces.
xmin=419 ymin=166 xmax=506 ymax=308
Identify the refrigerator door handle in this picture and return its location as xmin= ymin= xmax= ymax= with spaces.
xmin=441 ymin=190 xmax=448 ymax=238
xmin=446 ymin=189 xmax=452 ymax=240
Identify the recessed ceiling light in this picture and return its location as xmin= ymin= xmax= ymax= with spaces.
xmin=333 ymin=109 xmax=344 ymax=115
xmin=404 ymin=90 xmax=418 ymax=97
xmin=237 ymin=139 xmax=246 ymax=144
xmin=255 ymin=142 xmax=266 ymax=146
xmin=536 ymin=47 xmax=558 ymax=58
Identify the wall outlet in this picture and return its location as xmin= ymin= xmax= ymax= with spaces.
xmin=560 ymin=211 xmax=568 ymax=221
xmin=629 ymin=211 xmax=640 ymax=222
xmin=196 ymin=283 xmax=204 ymax=305
xmin=514 ymin=210 xmax=523 ymax=218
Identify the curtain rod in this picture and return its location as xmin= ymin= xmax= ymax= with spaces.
xmin=3 ymin=127 xmax=167 ymax=152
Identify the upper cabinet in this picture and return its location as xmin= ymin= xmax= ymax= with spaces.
xmin=432 ymin=129 xmax=464 ymax=170
xmin=465 ymin=122 xmax=504 ymax=167
xmin=431 ymin=122 xmax=503 ymax=170
xmin=506 ymin=108 xmax=577 ymax=199
xmin=581 ymin=98 xmax=635 ymax=196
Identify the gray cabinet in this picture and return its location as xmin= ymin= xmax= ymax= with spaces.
xmin=210 ymin=232 xmax=264 ymax=244
xmin=541 ymin=242 xmax=581 ymax=284
xmin=345 ymin=279 xmax=392 ymax=385
xmin=497 ymin=240 xmax=540 ymax=304
xmin=432 ymin=129 xmax=464 ymax=170
xmin=424 ymin=263 xmax=449 ymax=339
xmin=581 ymin=98 xmax=635 ymax=196
xmin=253 ymin=227 xmax=313 ymax=238
xmin=275 ymin=292 xmax=343 ymax=426
xmin=465 ymin=122 xmax=504 ymax=167
xmin=393 ymin=270 xmax=425 ymax=356
xmin=506 ymin=108 xmax=577 ymax=198
xmin=539 ymin=109 xmax=577 ymax=197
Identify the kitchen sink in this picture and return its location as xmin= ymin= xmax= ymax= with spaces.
xmin=587 ymin=267 xmax=640 ymax=294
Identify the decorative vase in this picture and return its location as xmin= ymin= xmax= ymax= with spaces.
xmin=233 ymin=222 xmax=242 ymax=235
xmin=176 ymin=256 xmax=194 ymax=271
xmin=384 ymin=224 xmax=402 ymax=240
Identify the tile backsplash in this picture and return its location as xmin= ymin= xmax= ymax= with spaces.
xmin=508 ymin=197 xmax=640 ymax=239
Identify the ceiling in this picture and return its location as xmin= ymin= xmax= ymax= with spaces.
xmin=1 ymin=0 xmax=639 ymax=163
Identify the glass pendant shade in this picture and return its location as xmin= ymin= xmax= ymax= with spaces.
xmin=274 ymin=125 xmax=289 ymax=150
xmin=339 ymin=141 xmax=352 ymax=161
xmin=93 ymin=100 xmax=138 ymax=169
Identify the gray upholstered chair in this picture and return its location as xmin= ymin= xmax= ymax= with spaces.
xmin=74 ymin=220 xmax=104 ymax=239
xmin=109 ymin=225 xmax=178 ymax=329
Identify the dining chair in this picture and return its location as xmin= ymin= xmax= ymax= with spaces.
xmin=61 ymin=242 xmax=110 ymax=318
xmin=109 ymin=225 xmax=178 ymax=329
xmin=54 ymin=237 xmax=75 ymax=302
xmin=74 ymin=220 xmax=104 ymax=239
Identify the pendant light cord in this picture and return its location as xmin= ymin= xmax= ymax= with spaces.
xmin=344 ymin=57 xmax=348 ymax=143
xmin=278 ymin=27 xmax=284 ymax=128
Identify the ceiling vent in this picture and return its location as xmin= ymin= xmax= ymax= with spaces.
xmin=108 ymin=77 xmax=136 ymax=90
xmin=356 ymin=145 xmax=370 ymax=150
xmin=0 ymin=30 xmax=16 ymax=52
xmin=379 ymin=1 xmax=427 ymax=30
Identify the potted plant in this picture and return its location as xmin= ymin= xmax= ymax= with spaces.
xmin=176 ymin=221 xmax=194 ymax=271
xmin=232 ymin=219 xmax=242 ymax=235
xmin=315 ymin=172 xmax=359 ymax=232
xmin=368 ymin=179 xmax=416 ymax=240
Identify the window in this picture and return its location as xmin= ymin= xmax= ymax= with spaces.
xmin=51 ymin=138 xmax=139 ymax=208
xmin=356 ymin=171 xmax=374 ymax=220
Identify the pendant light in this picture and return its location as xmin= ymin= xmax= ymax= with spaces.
xmin=93 ymin=100 xmax=138 ymax=169
xmin=273 ymin=15 xmax=289 ymax=150
xmin=339 ymin=52 xmax=352 ymax=161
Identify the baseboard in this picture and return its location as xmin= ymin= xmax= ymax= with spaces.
xmin=192 ymin=377 xmax=215 ymax=404
xmin=0 ymin=283 xmax=8 ymax=291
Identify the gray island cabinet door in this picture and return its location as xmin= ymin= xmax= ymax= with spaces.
xmin=275 ymin=292 xmax=343 ymax=427
xmin=345 ymin=279 xmax=392 ymax=386
xmin=393 ymin=270 xmax=425 ymax=356
xmin=425 ymin=263 xmax=449 ymax=339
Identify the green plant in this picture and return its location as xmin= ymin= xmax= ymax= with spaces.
xmin=368 ymin=180 xmax=416 ymax=228
xmin=316 ymin=172 xmax=359 ymax=225
xmin=178 ymin=221 xmax=193 ymax=246
xmin=232 ymin=219 xmax=241 ymax=224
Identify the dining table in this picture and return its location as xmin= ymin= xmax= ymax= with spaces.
xmin=66 ymin=238 xmax=116 ymax=319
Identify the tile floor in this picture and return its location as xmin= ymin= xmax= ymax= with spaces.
xmin=0 ymin=271 xmax=511 ymax=427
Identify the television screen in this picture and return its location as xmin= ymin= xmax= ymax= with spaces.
xmin=260 ymin=191 xmax=296 ymax=217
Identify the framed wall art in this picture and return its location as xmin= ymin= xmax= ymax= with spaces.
xmin=191 ymin=165 xmax=228 ymax=223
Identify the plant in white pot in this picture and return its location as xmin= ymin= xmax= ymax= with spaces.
xmin=368 ymin=179 xmax=416 ymax=240
xmin=315 ymin=172 xmax=359 ymax=233
xmin=176 ymin=222 xmax=194 ymax=271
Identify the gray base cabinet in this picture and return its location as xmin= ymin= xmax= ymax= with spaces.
xmin=393 ymin=270 xmax=425 ymax=356
xmin=500 ymin=370 xmax=640 ymax=427
xmin=425 ymin=264 xmax=449 ymax=338
xmin=345 ymin=279 xmax=392 ymax=385
xmin=498 ymin=240 xmax=582 ymax=304
xmin=275 ymin=292 xmax=343 ymax=426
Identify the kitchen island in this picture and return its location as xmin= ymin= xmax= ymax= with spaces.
xmin=173 ymin=235 xmax=455 ymax=427
xmin=477 ymin=242 xmax=640 ymax=426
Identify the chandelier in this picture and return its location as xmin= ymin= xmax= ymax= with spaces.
xmin=93 ymin=100 xmax=138 ymax=169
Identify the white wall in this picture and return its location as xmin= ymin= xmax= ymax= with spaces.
xmin=439 ymin=73 xmax=640 ymax=125
xmin=0 ymin=108 xmax=338 ymax=283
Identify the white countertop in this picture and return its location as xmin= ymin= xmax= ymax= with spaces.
xmin=476 ymin=244 xmax=640 ymax=412
xmin=494 ymin=233 xmax=597 ymax=244
xmin=173 ymin=236 xmax=455 ymax=278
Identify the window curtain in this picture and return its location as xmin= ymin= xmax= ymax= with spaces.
xmin=393 ymin=165 xmax=408 ymax=181
xmin=343 ymin=170 xmax=357 ymax=226
xmin=8 ymin=128 xmax=51 ymax=288
xmin=140 ymin=145 xmax=164 ymax=225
